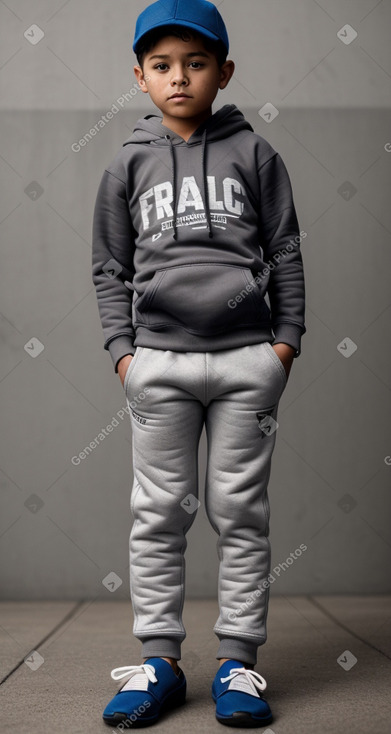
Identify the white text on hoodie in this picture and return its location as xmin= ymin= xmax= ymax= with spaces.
xmin=139 ymin=175 xmax=246 ymax=231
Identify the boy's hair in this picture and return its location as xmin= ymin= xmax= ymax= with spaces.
xmin=136 ymin=25 xmax=228 ymax=69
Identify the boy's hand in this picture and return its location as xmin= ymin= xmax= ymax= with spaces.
xmin=118 ymin=354 xmax=133 ymax=387
xmin=272 ymin=343 xmax=296 ymax=380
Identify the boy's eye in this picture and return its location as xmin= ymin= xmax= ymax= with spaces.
xmin=153 ymin=61 xmax=205 ymax=71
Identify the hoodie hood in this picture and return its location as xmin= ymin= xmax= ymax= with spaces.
xmin=123 ymin=104 xmax=252 ymax=146
xmin=122 ymin=104 xmax=253 ymax=240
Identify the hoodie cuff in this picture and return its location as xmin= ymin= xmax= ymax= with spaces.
xmin=272 ymin=323 xmax=304 ymax=358
xmin=107 ymin=336 xmax=136 ymax=373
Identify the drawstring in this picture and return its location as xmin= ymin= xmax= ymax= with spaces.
xmin=165 ymin=134 xmax=178 ymax=240
xmin=165 ymin=130 xmax=213 ymax=240
xmin=202 ymin=129 xmax=213 ymax=238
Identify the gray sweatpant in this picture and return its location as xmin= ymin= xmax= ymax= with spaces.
xmin=123 ymin=341 xmax=287 ymax=666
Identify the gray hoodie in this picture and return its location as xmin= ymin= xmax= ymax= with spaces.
xmin=92 ymin=104 xmax=305 ymax=372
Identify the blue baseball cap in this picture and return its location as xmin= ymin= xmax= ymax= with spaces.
xmin=133 ymin=0 xmax=229 ymax=56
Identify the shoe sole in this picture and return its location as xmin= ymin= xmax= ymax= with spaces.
xmin=212 ymin=691 xmax=272 ymax=728
xmin=102 ymin=679 xmax=187 ymax=727
xmin=215 ymin=711 xmax=273 ymax=727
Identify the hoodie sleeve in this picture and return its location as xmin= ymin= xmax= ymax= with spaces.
xmin=92 ymin=169 xmax=136 ymax=373
xmin=258 ymin=152 xmax=306 ymax=357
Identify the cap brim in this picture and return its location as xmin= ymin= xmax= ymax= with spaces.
xmin=133 ymin=19 xmax=224 ymax=54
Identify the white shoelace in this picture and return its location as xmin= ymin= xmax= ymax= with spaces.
xmin=220 ymin=667 xmax=267 ymax=697
xmin=110 ymin=664 xmax=157 ymax=692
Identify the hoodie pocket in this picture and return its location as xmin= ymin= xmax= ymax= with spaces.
xmin=133 ymin=263 xmax=270 ymax=335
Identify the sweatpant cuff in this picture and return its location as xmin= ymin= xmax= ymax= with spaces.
xmin=216 ymin=638 xmax=260 ymax=666
xmin=141 ymin=637 xmax=182 ymax=661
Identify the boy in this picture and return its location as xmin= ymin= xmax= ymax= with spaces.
xmin=92 ymin=0 xmax=305 ymax=727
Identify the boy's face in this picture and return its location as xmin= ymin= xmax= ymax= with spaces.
xmin=134 ymin=34 xmax=234 ymax=129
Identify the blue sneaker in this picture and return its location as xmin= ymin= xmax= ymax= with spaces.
xmin=102 ymin=657 xmax=186 ymax=727
xmin=212 ymin=660 xmax=272 ymax=727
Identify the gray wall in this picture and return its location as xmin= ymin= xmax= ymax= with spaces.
xmin=0 ymin=0 xmax=390 ymax=600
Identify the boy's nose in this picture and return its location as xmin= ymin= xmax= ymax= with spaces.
xmin=170 ymin=69 xmax=188 ymax=86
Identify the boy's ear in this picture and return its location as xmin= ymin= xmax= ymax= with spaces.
xmin=134 ymin=65 xmax=149 ymax=93
xmin=219 ymin=59 xmax=235 ymax=90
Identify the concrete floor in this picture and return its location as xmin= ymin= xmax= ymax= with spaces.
xmin=0 ymin=596 xmax=390 ymax=734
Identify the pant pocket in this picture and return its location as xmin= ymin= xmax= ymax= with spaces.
xmin=264 ymin=342 xmax=288 ymax=387
xmin=123 ymin=347 xmax=142 ymax=393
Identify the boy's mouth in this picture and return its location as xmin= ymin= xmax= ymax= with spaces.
xmin=168 ymin=93 xmax=191 ymax=99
